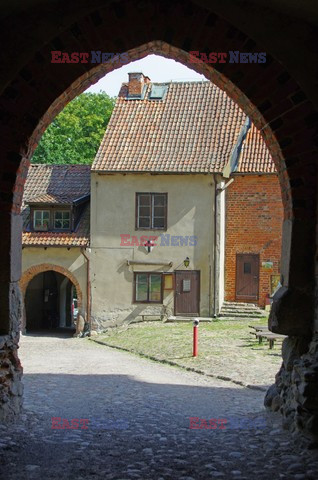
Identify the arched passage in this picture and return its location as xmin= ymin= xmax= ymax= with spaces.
xmin=23 ymin=271 xmax=74 ymax=332
xmin=20 ymin=264 xmax=82 ymax=333
xmin=20 ymin=263 xmax=83 ymax=309
xmin=0 ymin=0 xmax=316 ymax=435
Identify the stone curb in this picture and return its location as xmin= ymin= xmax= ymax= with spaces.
xmin=89 ymin=338 xmax=267 ymax=392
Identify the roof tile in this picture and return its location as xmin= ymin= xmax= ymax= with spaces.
xmin=92 ymin=80 xmax=275 ymax=174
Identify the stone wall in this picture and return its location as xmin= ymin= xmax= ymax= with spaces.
xmin=0 ymin=284 xmax=23 ymax=421
xmin=265 ymin=335 xmax=318 ymax=441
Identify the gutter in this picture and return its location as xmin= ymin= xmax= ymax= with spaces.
xmin=80 ymin=247 xmax=91 ymax=329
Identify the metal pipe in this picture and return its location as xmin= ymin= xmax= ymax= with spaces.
xmin=193 ymin=319 xmax=199 ymax=356
xmin=213 ymin=175 xmax=218 ymax=318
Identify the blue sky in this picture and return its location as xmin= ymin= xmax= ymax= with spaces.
xmin=86 ymin=54 xmax=207 ymax=97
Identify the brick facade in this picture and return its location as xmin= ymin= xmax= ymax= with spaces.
xmin=225 ymin=174 xmax=283 ymax=307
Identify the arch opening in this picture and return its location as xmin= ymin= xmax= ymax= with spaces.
xmin=0 ymin=1 xmax=316 ymax=437
xmin=20 ymin=263 xmax=83 ymax=335
xmin=24 ymin=270 xmax=76 ymax=333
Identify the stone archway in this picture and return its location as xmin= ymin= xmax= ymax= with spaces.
xmin=20 ymin=263 xmax=82 ymax=307
xmin=0 ymin=0 xmax=316 ymax=433
xmin=20 ymin=264 xmax=83 ymax=333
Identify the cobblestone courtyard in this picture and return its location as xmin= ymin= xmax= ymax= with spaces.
xmin=0 ymin=334 xmax=317 ymax=479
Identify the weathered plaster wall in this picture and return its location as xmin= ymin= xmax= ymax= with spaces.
xmin=90 ymin=173 xmax=215 ymax=329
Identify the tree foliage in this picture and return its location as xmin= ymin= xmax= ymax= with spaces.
xmin=31 ymin=92 xmax=115 ymax=165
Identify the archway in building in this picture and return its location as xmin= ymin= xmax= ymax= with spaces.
xmin=24 ymin=270 xmax=76 ymax=333
xmin=20 ymin=263 xmax=83 ymax=334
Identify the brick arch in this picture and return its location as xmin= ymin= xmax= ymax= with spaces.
xmin=0 ymin=0 xmax=316 ymax=426
xmin=20 ymin=264 xmax=83 ymax=310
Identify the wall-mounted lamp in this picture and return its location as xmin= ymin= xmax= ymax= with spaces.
xmin=145 ymin=239 xmax=154 ymax=253
xmin=184 ymin=257 xmax=190 ymax=268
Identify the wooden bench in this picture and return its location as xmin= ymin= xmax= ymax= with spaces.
xmin=140 ymin=314 xmax=163 ymax=322
xmin=249 ymin=325 xmax=287 ymax=349
xmin=248 ymin=325 xmax=268 ymax=331
xmin=255 ymin=332 xmax=287 ymax=349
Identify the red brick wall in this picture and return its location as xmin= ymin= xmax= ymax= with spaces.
xmin=225 ymin=174 xmax=283 ymax=307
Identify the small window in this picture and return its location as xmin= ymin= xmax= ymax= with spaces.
xmin=134 ymin=273 xmax=163 ymax=303
xmin=244 ymin=262 xmax=251 ymax=274
xmin=54 ymin=211 xmax=70 ymax=230
xmin=149 ymin=85 xmax=168 ymax=100
xmin=183 ymin=279 xmax=191 ymax=292
xmin=136 ymin=193 xmax=167 ymax=230
xmin=33 ymin=210 xmax=50 ymax=231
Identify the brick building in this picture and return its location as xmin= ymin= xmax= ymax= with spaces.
xmin=225 ymin=173 xmax=283 ymax=308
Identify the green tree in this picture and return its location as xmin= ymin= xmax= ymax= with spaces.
xmin=31 ymin=92 xmax=115 ymax=165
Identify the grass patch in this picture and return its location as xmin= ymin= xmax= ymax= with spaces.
xmin=96 ymin=318 xmax=282 ymax=388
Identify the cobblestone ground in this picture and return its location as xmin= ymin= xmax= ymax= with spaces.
xmin=1 ymin=334 xmax=318 ymax=480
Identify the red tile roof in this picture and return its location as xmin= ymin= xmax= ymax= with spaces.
xmin=237 ymin=123 xmax=276 ymax=173
xmin=92 ymin=80 xmax=275 ymax=174
xmin=22 ymin=165 xmax=90 ymax=247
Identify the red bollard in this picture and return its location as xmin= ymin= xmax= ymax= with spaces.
xmin=193 ymin=319 xmax=199 ymax=357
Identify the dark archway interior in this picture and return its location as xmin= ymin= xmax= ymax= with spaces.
xmin=0 ymin=0 xmax=317 ymax=440
xmin=25 ymin=271 xmax=75 ymax=332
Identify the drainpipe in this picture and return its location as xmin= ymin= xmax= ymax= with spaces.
xmin=81 ymin=247 xmax=91 ymax=328
xmin=213 ymin=175 xmax=218 ymax=318
xmin=213 ymin=116 xmax=251 ymax=316
xmin=213 ymin=177 xmax=235 ymax=317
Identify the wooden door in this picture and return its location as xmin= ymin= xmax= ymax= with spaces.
xmin=235 ymin=254 xmax=259 ymax=301
xmin=175 ymin=271 xmax=200 ymax=315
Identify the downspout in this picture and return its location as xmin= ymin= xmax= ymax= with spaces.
xmin=213 ymin=178 xmax=235 ymax=317
xmin=213 ymin=174 xmax=218 ymax=317
xmin=80 ymin=247 xmax=91 ymax=329
xmin=213 ymin=116 xmax=251 ymax=317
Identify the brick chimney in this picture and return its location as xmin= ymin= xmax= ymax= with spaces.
xmin=128 ymin=72 xmax=150 ymax=98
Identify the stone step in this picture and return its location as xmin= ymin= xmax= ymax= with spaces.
xmin=222 ymin=307 xmax=262 ymax=312
xmin=220 ymin=309 xmax=265 ymax=316
xmin=218 ymin=312 xmax=265 ymax=318
xmin=222 ymin=303 xmax=262 ymax=310
xmin=216 ymin=316 xmax=264 ymax=321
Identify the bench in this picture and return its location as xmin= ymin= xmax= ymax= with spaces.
xmin=249 ymin=325 xmax=287 ymax=349
xmin=140 ymin=314 xmax=164 ymax=322
xmin=255 ymin=332 xmax=287 ymax=349
xmin=248 ymin=325 xmax=268 ymax=331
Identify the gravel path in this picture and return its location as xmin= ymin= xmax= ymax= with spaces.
xmin=0 ymin=333 xmax=317 ymax=480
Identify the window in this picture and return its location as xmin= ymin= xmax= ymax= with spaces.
xmin=54 ymin=211 xmax=70 ymax=230
xmin=33 ymin=210 xmax=50 ymax=231
xmin=244 ymin=262 xmax=251 ymax=274
xmin=136 ymin=193 xmax=167 ymax=230
xmin=134 ymin=273 xmax=163 ymax=303
xmin=149 ymin=85 xmax=168 ymax=100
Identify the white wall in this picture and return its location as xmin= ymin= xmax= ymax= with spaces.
xmin=90 ymin=172 xmax=216 ymax=328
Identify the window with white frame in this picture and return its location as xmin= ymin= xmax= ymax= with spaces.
xmin=33 ymin=210 xmax=50 ymax=231
xmin=54 ymin=211 xmax=71 ymax=230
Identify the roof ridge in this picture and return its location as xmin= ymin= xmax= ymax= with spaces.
xmin=29 ymin=163 xmax=91 ymax=168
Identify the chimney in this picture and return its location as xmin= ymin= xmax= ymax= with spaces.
xmin=128 ymin=72 xmax=150 ymax=98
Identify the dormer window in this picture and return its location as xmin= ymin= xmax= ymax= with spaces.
xmin=33 ymin=210 xmax=50 ymax=231
xmin=54 ymin=211 xmax=70 ymax=230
